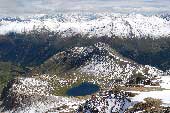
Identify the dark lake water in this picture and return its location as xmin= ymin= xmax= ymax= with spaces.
xmin=66 ymin=82 xmax=100 ymax=96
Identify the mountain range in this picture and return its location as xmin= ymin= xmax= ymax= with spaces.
xmin=0 ymin=13 xmax=170 ymax=113
xmin=0 ymin=13 xmax=170 ymax=38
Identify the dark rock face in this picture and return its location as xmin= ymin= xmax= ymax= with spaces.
xmin=1 ymin=79 xmax=20 ymax=111
xmin=1 ymin=79 xmax=29 ymax=111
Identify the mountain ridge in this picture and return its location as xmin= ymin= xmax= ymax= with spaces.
xmin=36 ymin=42 xmax=164 ymax=84
xmin=1 ymin=13 xmax=170 ymax=38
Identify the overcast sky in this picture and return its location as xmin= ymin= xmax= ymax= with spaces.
xmin=0 ymin=0 xmax=170 ymax=16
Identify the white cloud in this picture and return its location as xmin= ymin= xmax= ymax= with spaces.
xmin=0 ymin=0 xmax=170 ymax=16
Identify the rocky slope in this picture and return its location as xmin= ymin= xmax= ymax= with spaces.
xmin=0 ymin=76 xmax=84 ymax=113
xmin=77 ymin=89 xmax=132 ymax=113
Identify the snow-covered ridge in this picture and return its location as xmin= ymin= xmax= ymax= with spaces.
xmin=78 ymin=43 xmax=164 ymax=81
xmin=46 ymin=42 xmax=164 ymax=83
xmin=0 ymin=13 xmax=170 ymax=38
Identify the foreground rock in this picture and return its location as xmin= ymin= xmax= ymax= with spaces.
xmin=77 ymin=89 xmax=132 ymax=113
xmin=0 ymin=77 xmax=84 ymax=113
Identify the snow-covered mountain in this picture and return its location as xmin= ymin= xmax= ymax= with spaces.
xmin=0 ymin=13 xmax=170 ymax=38
xmin=160 ymin=13 xmax=170 ymax=21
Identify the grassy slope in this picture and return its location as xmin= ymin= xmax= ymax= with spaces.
xmin=0 ymin=61 xmax=27 ymax=95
